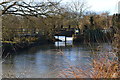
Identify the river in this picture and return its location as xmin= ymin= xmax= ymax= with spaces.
xmin=2 ymin=36 xmax=112 ymax=78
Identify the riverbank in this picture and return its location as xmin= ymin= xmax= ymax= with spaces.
xmin=73 ymin=29 xmax=114 ymax=43
xmin=2 ymin=36 xmax=55 ymax=57
xmin=2 ymin=29 xmax=114 ymax=57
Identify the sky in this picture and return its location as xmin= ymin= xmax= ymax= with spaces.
xmin=61 ymin=0 xmax=120 ymax=15
xmin=1 ymin=0 xmax=119 ymax=15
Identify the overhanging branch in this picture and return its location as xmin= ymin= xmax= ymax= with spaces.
xmin=0 ymin=0 xmax=62 ymax=17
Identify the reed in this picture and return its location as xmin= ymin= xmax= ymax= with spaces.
xmin=59 ymin=52 xmax=119 ymax=78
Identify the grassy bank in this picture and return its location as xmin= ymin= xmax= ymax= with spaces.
xmin=2 ymin=36 xmax=55 ymax=57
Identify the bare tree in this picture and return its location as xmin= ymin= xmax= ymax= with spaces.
xmin=0 ymin=0 xmax=62 ymax=17
xmin=62 ymin=0 xmax=90 ymax=27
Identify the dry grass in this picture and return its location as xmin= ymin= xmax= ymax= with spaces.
xmin=59 ymin=53 xmax=120 ymax=78
xmin=59 ymin=28 xmax=120 ymax=78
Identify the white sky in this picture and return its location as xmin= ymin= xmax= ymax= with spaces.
xmin=0 ymin=0 xmax=119 ymax=15
xmin=61 ymin=0 xmax=120 ymax=15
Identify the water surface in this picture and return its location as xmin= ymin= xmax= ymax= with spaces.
xmin=2 ymin=36 xmax=112 ymax=78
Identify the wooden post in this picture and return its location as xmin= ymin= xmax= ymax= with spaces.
xmin=54 ymin=25 xmax=56 ymax=29
xmin=61 ymin=25 xmax=63 ymax=29
xmin=57 ymin=36 xmax=60 ymax=47
xmin=68 ymin=25 xmax=71 ymax=30
xmin=65 ymin=36 xmax=67 ymax=46
xmin=65 ymin=36 xmax=67 ymax=42
xmin=57 ymin=36 xmax=59 ymax=40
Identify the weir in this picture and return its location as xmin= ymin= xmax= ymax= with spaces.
xmin=54 ymin=25 xmax=80 ymax=43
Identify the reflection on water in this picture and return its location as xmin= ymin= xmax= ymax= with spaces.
xmin=54 ymin=36 xmax=73 ymax=41
xmin=55 ymin=36 xmax=73 ymax=46
xmin=2 ymin=36 xmax=112 ymax=78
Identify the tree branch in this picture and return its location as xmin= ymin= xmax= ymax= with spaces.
xmin=1 ymin=0 xmax=62 ymax=17
xmin=2 ymin=2 xmax=17 ymax=14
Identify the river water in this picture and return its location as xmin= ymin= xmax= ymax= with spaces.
xmin=2 ymin=36 xmax=112 ymax=78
